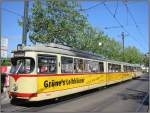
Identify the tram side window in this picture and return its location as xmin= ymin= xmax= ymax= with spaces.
xmin=99 ymin=62 xmax=104 ymax=72
xmin=61 ymin=57 xmax=73 ymax=73
xmin=130 ymin=66 xmax=134 ymax=71
xmin=115 ymin=65 xmax=121 ymax=72
xmin=84 ymin=60 xmax=91 ymax=72
xmin=84 ymin=60 xmax=100 ymax=73
xmin=128 ymin=66 xmax=131 ymax=71
xmin=108 ymin=63 xmax=112 ymax=72
xmin=108 ymin=63 xmax=117 ymax=72
xmin=108 ymin=63 xmax=120 ymax=72
xmin=38 ymin=55 xmax=57 ymax=74
xmin=74 ymin=59 xmax=84 ymax=73
xmin=118 ymin=65 xmax=121 ymax=72
xmin=89 ymin=60 xmax=99 ymax=72
xmin=134 ymin=67 xmax=138 ymax=71
xmin=123 ymin=65 xmax=127 ymax=72
xmin=127 ymin=66 xmax=130 ymax=71
xmin=137 ymin=67 xmax=141 ymax=71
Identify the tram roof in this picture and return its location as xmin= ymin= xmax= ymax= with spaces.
xmin=12 ymin=43 xmax=106 ymax=61
xmin=12 ymin=43 xmax=140 ymax=67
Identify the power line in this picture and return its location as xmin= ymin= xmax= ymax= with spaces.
xmin=103 ymin=2 xmax=129 ymax=34
xmin=103 ymin=2 xmax=146 ymax=51
xmin=113 ymin=0 xmax=119 ymax=17
xmin=123 ymin=1 xmax=146 ymax=50
xmin=104 ymin=25 xmax=123 ymax=29
xmin=124 ymin=1 xmax=128 ymax=25
xmin=121 ymin=32 xmax=125 ymax=61
xmin=41 ymin=0 xmax=105 ymax=12
xmin=1 ymin=7 xmax=23 ymax=17
xmin=78 ymin=0 xmax=106 ymax=12
xmin=1 ymin=1 xmax=147 ymax=52
xmin=123 ymin=1 xmax=145 ymax=39
xmin=104 ymin=24 xmax=141 ymax=30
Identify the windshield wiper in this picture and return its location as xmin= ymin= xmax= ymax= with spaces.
xmin=15 ymin=62 xmax=22 ymax=74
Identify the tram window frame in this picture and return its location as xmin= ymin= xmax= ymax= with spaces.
xmin=84 ymin=60 xmax=91 ymax=73
xmin=84 ymin=60 xmax=100 ymax=73
xmin=133 ymin=67 xmax=136 ymax=71
xmin=127 ymin=66 xmax=130 ymax=71
xmin=90 ymin=61 xmax=100 ymax=72
xmin=10 ymin=57 xmax=35 ymax=74
xmin=137 ymin=67 xmax=141 ymax=71
xmin=111 ymin=64 xmax=116 ymax=72
xmin=37 ymin=55 xmax=57 ymax=74
xmin=74 ymin=58 xmax=84 ymax=73
xmin=108 ymin=63 xmax=121 ymax=72
xmin=108 ymin=63 xmax=112 ymax=72
xmin=123 ymin=65 xmax=127 ymax=72
xmin=61 ymin=56 xmax=73 ymax=73
xmin=99 ymin=62 xmax=104 ymax=72
xmin=130 ymin=66 xmax=133 ymax=71
xmin=116 ymin=64 xmax=121 ymax=72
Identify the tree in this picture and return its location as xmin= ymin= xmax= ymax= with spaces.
xmin=28 ymin=0 xmax=87 ymax=45
xmin=142 ymin=54 xmax=149 ymax=67
xmin=19 ymin=0 xmax=146 ymax=65
xmin=124 ymin=46 xmax=143 ymax=64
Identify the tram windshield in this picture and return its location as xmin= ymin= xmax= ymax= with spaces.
xmin=10 ymin=57 xmax=35 ymax=74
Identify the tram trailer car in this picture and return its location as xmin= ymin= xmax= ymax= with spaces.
xmin=8 ymin=43 xmax=142 ymax=101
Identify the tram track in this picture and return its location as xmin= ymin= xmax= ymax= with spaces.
xmin=78 ymin=76 xmax=149 ymax=112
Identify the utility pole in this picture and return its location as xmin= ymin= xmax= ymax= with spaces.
xmin=121 ymin=32 xmax=125 ymax=61
xmin=22 ymin=0 xmax=29 ymax=46
xmin=148 ymin=0 xmax=150 ymax=74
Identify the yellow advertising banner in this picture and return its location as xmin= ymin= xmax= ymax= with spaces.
xmin=37 ymin=73 xmax=106 ymax=93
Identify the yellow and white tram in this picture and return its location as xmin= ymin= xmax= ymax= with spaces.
xmin=8 ymin=43 xmax=142 ymax=101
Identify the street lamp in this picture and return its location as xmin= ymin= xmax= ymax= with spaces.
xmin=98 ymin=42 xmax=106 ymax=58
xmin=98 ymin=42 xmax=102 ymax=46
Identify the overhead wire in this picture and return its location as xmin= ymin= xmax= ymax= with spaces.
xmin=41 ymin=0 xmax=147 ymax=51
xmin=1 ymin=7 xmax=23 ymax=17
xmin=1 ymin=1 xmax=147 ymax=51
xmin=113 ymin=0 xmax=118 ymax=17
xmin=78 ymin=0 xmax=106 ymax=12
xmin=123 ymin=1 xmax=147 ymax=51
xmin=103 ymin=2 xmax=146 ymax=51
xmin=123 ymin=1 xmax=145 ymax=39
xmin=41 ymin=0 xmax=105 ymax=12
xmin=103 ymin=2 xmax=129 ymax=34
xmin=124 ymin=1 xmax=128 ymax=25
xmin=104 ymin=25 xmax=123 ymax=29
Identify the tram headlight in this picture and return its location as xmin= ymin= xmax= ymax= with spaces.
xmin=12 ymin=84 xmax=18 ymax=92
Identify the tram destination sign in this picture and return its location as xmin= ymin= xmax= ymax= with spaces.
xmin=14 ymin=51 xmax=25 ymax=57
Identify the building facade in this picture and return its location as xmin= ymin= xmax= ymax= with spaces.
xmin=1 ymin=38 xmax=8 ymax=58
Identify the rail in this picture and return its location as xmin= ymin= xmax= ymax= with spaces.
xmin=136 ymin=93 xmax=149 ymax=112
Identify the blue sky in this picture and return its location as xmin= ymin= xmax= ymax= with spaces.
xmin=1 ymin=0 xmax=149 ymax=57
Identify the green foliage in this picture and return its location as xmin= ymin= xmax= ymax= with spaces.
xmin=123 ymin=46 xmax=143 ymax=64
xmin=28 ymin=0 xmax=87 ymax=45
xmin=19 ymin=0 xmax=147 ymax=65
xmin=142 ymin=55 xmax=149 ymax=67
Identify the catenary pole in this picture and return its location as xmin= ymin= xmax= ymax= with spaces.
xmin=22 ymin=0 xmax=29 ymax=46
xmin=121 ymin=32 xmax=125 ymax=61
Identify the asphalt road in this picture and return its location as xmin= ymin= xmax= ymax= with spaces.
xmin=1 ymin=73 xmax=149 ymax=112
